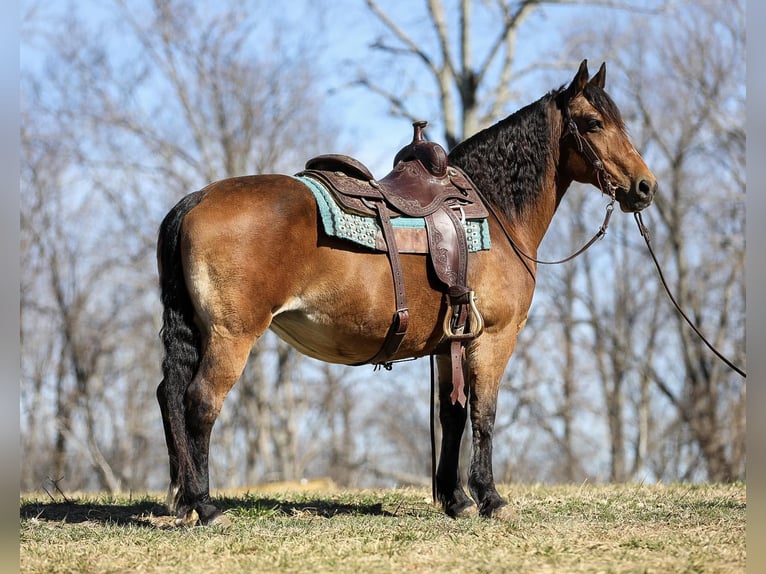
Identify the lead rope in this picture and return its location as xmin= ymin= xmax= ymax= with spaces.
xmin=634 ymin=212 xmax=746 ymax=378
xmin=430 ymin=354 xmax=437 ymax=503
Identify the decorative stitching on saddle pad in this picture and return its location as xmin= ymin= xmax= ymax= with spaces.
xmin=294 ymin=175 xmax=491 ymax=253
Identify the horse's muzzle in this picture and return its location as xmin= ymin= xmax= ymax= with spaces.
xmin=618 ymin=178 xmax=658 ymax=212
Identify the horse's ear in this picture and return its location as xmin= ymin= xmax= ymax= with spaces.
xmin=589 ymin=62 xmax=606 ymax=90
xmin=562 ymin=59 xmax=589 ymax=103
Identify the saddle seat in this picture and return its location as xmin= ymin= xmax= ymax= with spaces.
xmin=297 ymin=121 xmax=486 ymax=406
xmin=302 ymin=122 xmax=487 ymax=221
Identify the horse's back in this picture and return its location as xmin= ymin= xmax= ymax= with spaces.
xmin=183 ymin=174 xmax=317 ymax=245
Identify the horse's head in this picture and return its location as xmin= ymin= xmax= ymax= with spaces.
xmin=557 ymin=60 xmax=657 ymax=212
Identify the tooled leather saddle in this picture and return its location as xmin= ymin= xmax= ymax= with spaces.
xmin=297 ymin=121 xmax=487 ymax=406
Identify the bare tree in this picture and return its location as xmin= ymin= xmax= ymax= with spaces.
xmin=20 ymin=0 xmax=342 ymax=492
xmin=20 ymin=88 xmax=142 ymax=491
xmin=316 ymin=363 xmax=362 ymax=487
xmin=360 ymin=0 xmax=668 ymax=148
xmin=557 ymin=0 xmax=746 ymax=482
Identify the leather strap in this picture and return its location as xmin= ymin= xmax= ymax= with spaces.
xmin=370 ymin=201 xmax=409 ymax=363
xmin=444 ymin=206 xmax=469 ymax=289
xmin=449 ymin=340 xmax=466 ymax=407
xmin=447 ymin=303 xmax=470 ymax=407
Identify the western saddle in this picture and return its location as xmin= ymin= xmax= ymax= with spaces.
xmin=298 ymin=121 xmax=487 ymax=406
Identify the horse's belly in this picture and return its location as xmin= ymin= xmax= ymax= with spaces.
xmin=269 ymin=307 xmax=385 ymax=365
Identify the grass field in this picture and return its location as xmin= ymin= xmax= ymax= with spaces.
xmin=20 ymin=482 xmax=745 ymax=573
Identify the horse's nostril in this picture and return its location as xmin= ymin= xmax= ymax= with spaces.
xmin=638 ymin=179 xmax=653 ymax=196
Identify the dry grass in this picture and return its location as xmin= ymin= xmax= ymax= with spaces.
xmin=20 ymin=482 xmax=745 ymax=573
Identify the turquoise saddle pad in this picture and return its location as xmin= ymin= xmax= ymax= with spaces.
xmin=294 ymin=175 xmax=491 ymax=253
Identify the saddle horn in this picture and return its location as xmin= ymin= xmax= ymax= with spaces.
xmin=393 ymin=121 xmax=448 ymax=177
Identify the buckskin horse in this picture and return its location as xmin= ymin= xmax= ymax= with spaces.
xmin=156 ymin=60 xmax=657 ymax=526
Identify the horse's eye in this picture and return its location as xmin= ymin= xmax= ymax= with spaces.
xmin=587 ymin=118 xmax=604 ymax=132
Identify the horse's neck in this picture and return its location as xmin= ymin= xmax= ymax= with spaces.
xmin=451 ymin=99 xmax=567 ymax=255
xmin=518 ymin=171 xmax=568 ymax=254
xmin=494 ymin=137 xmax=569 ymax=255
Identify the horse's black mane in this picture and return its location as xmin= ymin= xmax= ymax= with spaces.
xmin=447 ymin=83 xmax=623 ymax=216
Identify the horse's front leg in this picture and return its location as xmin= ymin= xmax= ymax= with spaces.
xmin=465 ymin=335 xmax=518 ymax=520
xmin=434 ymin=355 xmax=476 ymax=517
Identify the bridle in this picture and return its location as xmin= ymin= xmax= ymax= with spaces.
xmin=560 ymin=104 xmax=619 ymax=205
xmin=477 ymin=103 xmax=617 ymax=271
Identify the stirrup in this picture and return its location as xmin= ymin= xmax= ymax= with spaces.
xmin=443 ymin=291 xmax=484 ymax=340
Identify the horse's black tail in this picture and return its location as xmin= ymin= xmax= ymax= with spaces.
xmin=156 ymin=190 xmax=205 ymax=504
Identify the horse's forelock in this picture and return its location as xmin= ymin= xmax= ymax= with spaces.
xmin=582 ymin=84 xmax=625 ymax=130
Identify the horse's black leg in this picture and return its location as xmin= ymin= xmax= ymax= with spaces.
xmin=435 ymin=356 xmax=475 ymax=517
xmin=156 ymin=370 xmax=222 ymax=525
xmin=174 ymin=333 xmax=253 ymax=526
xmin=170 ymin=372 xmax=234 ymax=526
xmin=181 ymin=396 xmax=225 ymax=525
xmin=155 ymin=372 xmax=215 ymax=524
xmin=466 ymin=377 xmax=514 ymax=520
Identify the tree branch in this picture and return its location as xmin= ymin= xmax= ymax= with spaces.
xmin=365 ymin=0 xmax=437 ymax=75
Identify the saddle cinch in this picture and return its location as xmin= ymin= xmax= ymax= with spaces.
xmin=298 ymin=121 xmax=488 ymax=406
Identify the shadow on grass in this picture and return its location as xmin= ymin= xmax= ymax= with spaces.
xmin=20 ymin=498 xmax=168 ymax=527
xmin=215 ymin=496 xmax=395 ymax=518
xmin=20 ymin=494 xmax=395 ymax=527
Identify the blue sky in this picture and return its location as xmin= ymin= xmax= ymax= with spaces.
xmin=20 ymin=0 xmax=665 ymax=176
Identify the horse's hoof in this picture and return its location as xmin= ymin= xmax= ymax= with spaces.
xmin=454 ymin=504 xmax=479 ymax=519
xmin=174 ymin=508 xmax=199 ymax=527
xmin=443 ymin=497 xmax=477 ymax=519
xmin=196 ymin=502 xmax=231 ymax=527
xmin=492 ymin=504 xmax=519 ymax=523
xmin=205 ymin=512 xmax=233 ymax=528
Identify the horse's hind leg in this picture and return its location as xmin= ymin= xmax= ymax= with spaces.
xmin=435 ymin=355 xmax=476 ymax=518
xmin=175 ymin=331 xmax=255 ymax=526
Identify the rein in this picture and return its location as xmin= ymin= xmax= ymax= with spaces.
xmin=634 ymin=212 xmax=746 ymax=378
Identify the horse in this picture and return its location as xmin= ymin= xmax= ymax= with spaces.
xmin=156 ymin=60 xmax=657 ymax=526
